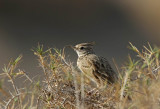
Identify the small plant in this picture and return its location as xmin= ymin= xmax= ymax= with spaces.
xmin=0 ymin=43 xmax=160 ymax=109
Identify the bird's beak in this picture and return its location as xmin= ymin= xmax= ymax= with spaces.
xmin=66 ymin=45 xmax=77 ymax=50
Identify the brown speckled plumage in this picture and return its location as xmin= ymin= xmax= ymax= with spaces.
xmin=71 ymin=42 xmax=118 ymax=87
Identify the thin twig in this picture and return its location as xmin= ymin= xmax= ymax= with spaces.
xmin=39 ymin=55 xmax=53 ymax=91
xmin=60 ymin=47 xmax=80 ymax=109
xmin=80 ymin=73 xmax=84 ymax=109
xmin=5 ymin=93 xmax=21 ymax=109
xmin=6 ymin=69 xmax=22 ymax=109
xmin=5 ymin=92 xmax=32 ymax=109
xmin=36 ymin=94 xmax=43 ymax=109
xmin=19 ymin=70 xmax=33 ymax=83
xmin=153 ymin=66 xmax=160 ymax=72
xmin=120 ymin=71 xmax=129 ymax=101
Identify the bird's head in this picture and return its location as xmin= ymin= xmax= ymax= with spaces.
xmin=69 ymin=42 xmax=95 ymax=57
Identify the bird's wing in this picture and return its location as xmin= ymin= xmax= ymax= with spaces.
xmin=87 ymin=55 xmax=108 ymax=77
xmin=89 ymin=55 xmax=117 ymax=83
xmin=99 ymin=56 xmax=115 ymax=74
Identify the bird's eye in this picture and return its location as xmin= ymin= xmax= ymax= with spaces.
xmin=80 ymin=47 xmax=84 ymax=50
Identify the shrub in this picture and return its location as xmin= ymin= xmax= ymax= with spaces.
xmin=0 ymin=43 xmax=160 ymax=109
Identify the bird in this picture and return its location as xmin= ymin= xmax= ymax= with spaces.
xmin=70 ymin=42 xmax=118 ymax=88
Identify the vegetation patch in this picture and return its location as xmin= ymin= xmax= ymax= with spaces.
xmin=0 ymin=43 xmax=160 ymax=109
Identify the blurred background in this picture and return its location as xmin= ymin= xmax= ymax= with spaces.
xmin=0 ymin=0 xmax=160 ymax=77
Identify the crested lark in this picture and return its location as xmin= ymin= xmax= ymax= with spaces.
xmin=70 ymin=42 xmax=118 ymax=88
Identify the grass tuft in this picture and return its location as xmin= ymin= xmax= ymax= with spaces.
xmin=0 ymin=43 xmax=160 ymax=109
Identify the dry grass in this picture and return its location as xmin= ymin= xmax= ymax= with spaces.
xmin=0 ymin=43 xmax=160 ymax=109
